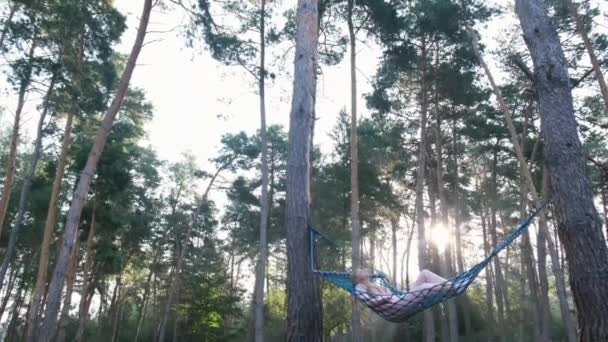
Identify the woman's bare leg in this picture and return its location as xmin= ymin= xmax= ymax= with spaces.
xmin=418 ymin=269 xmax=447 ymax=284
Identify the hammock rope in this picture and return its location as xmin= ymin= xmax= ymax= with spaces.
xmin=310 ymin=202 xmax=548 ymax=322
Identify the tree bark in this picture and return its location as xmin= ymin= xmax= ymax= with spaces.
xmin=38 ymin=2 xmax=152 ymax=339
xmin=0 ymin=39 xmax=36 ymax=240
xmin=285 ymin=1 xmax=323 ymax=340
xmin=55 ymin=230 xmax=82 ymax=342
xmin=434 ymin=109 xmax=458 ymax=342
xmin=73 ymin=204 xmax=97 ymax=342
xmin=27 ymin=110 xmax=75 ymax=340
xmin=415 ymin=38 xmax=435 ymax=342
xmin=347 ymin=1 xmax=362 ymax=340
xmin=567 ymin=0 xmax=608 ymax=112
xmin=516 ymin=1 xmax=608 ymax=340
xmin=0 ymin=73 xmax=57 ymax=290
xmin=254 ymin=1 xmax=270 ymax=341
xmin=489 ymin=150 xmax=507 ymax=341
xmin=480 ymin=198 xmax=495 ymax=333
xmin=472 ymin=29 xmax=571 ymax=341
xmin=110 ymin=274 xmax=123 ymax=342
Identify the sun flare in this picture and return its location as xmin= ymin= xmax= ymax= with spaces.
xmin=431 ymin=224 xmax=451 ymax=253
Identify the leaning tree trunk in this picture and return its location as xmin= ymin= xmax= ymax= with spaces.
xmin=26 ymin=110 xmax=75 ymax=341
xmin=347 ymin=0 xmax=362 ymax=341
xmin=516 ymin=0 xmax=608 ymax=340
xmin=37 ymin=1 xmax=152 ymax=340
xmin=73 ymin=204 xmax=97 ymax=342
xmin=0 ymin=39 xmax=36 ymax=239
xmin=0 ymin=73 xmax=57 ymax=289
xmin=567 ymin=0 xmax=608 ymax=112
xmin=254 ymin=1 xmax=270 ymax=341
xmin=471 ymin=29 xmax=574 ymax=341
xmin=55 ymin=231 xmax=82 ymax=342
xmin=285 ymin=1 xmax=323 ymax=340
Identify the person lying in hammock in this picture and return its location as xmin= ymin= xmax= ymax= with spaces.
xmin=352 ymin=269 xmax=455 ymax=312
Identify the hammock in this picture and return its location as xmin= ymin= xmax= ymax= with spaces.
xmin=310 ymin=203 xmax=547 ymax=322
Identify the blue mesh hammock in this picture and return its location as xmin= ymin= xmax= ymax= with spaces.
xmin=310 ymin=203 xmax=547 ymax=323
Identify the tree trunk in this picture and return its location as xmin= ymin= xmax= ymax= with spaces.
xmin=472 ymin=28 xmax=572 ymax=341
xmin=567 ymin=0 xmax=608 ymax=112
xmin=27 ymin=32 xmax=82 ymax=341
xmin=480 ymin=199 xmax=495 ymax=333
xmin=0 ymin=39 xmax=36 ymax=240
xmin=0 ymin=73 xmax=57 ymax=289
xmin=27 ymin=110 xmax=75 ymax=341
xmin=157 ymin=171 xmax=223 ymax=342
xmin=55 ymin=230 xmax=82 ymax=342
xmin=452 ymin=117 xmax=471 ymax=336
xmin=347 ymin=1 xmax=362 ymax=340
xmin=391 ymin=214 xmax=398 ymax=283
xmin=73 ymin=203 xmax=98 ymax=342
xmin=435 ymin=110 xmax=458 ymax=342
xmin=110 ymin=275 xmax=123 ymax=342
xmin=134 ymin=244 xmax=162 ymax=342
xmin=254 ymin=1 xmax=269 ymax=341
xmin=38 ymin=2 xmax=152 ymax=339
xmin=489 ymin=150 xmax=507 ymax=341
xmin=415 ymin=38 xmax=435 ymax=342
xmin=5 ymin=275 xmax=27 ymax=342
xmin=516 ymin=1 xmax=608 ymax=340
xmin=536 ymin=172 xmax=552 ymax=340
xmin=285 ymin=1 xmax=323 ymax=340
xmin=0 ymin=262 xmax=20 ymax=320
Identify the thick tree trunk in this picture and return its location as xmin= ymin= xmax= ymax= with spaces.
xmin=472 ymin=29 xmax=572 ymax=341
xmin=55 ymin=231 xmax=82 ymax=342
xmin=347 ymin=1 xmax=362 ymax=340
xmin=516 ymin=1 xmax=608 ymax=341
xmin=415 ymin=39 xmax=435 ymax=342
xmin=254 ymin=1 xmax=269 ymax=341
xmin=0 ymin=39 xmax=36 ymax=240
xmin=567 ymin=0 xmax=608 ymax=112
xmin=73 ymin=205 xmax=97 ymax=342
xmin=0 ymin=74 xmax=57 ymax=289
xmin=285 ymin=1 xmax=323 ymax=340
xmin=27 ymin=110 xmax=74 ymax=341
xmin=38 ymin=2 xmax=152 ymax=339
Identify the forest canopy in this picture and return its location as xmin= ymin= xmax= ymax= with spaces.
xmin=0 ymin=0 xmax=607 ymax=341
